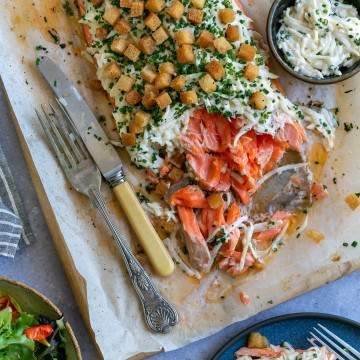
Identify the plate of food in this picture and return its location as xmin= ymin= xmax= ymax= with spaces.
xmin=212 ymin=313 xmax=360 ymax=360
xmin=0 ymin=277 xmax=81 ymax=360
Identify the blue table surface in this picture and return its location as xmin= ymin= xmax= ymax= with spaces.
xmin=1 ymin=88 xmax=360 ymax=360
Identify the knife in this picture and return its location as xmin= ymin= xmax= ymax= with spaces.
xmin=37 ymin=56 xmax=174 ymax=277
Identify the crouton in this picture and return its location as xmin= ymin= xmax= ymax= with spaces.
xmin=138 ymin=35 xmax=156 ymax=55
xmin=218 ymin=8 xmax=235 ymax=23
xmin=91 ymin=0 xmax=104 ymax=6
xmin=168 ymin=167 xmax=184 ymax=181
xmin=144 ymin=83 xmax=158 ymax=95
xmin=155 ymin=92 xmax=172 ymax=109
xmin=125 ymin=90 xmax=142 ymax=105
xmin=116 ymin=74 xmax=135 ymax=92
xmin=123 ymin=44 xmax=141 ymax=62
xmin=190 ymin=0 xmax=205 ymax=9
xmin=170 ymin=75 xmax=186 ymax=90
xmin=141 ymin=65 xmax=157 ymax=83
xmin=130 ymin=111 xmax=151 ymax=133
xmin=175 ymin=29 xmax=194 ymax=45
xmin=111 ymin=38 xmax=128 ymax=54
xmin=196 ymin=30 xmax=214 ymax=48
xmin=244 ymin=63 xmax=259 ymax=81
xmin=121 ymin=132 xmax=136 ymax=146
xmin=104 ymin=62 xmax=122 ymax=79
xmin=152 ymin=26 xmax=169 ymax=44
xmin=159 ymin=62 xmax=176 ymax=75
xmin=225 ymin=24 xmax=239 ymax=42
xmin=238 ymin=43 xmax=256 ymax=61
xmin=142 ymin=91 xmax=157 ymax=109
xmin=96 ymin=27 xmax=108 ymax=40
xmin=114 ymin=18 xmax=132 ymax=34
xmin=177 ymin=44 xmax=195 ymax=63
xmin=198 ymin=74 xmax=216 ymax=93
xmin=188 ymin=7 xmax=203 ymax=24
xmin=103 ymin=7 xmax=121 ymax=25
xmin=144 ymin=12 xmax=161 ymax=30
xmin=180 ymin=90 xmax=198 ymax=104
xmin=250 ymin=91 xmax=266 ymax=109
xmin=213 ymin=37 xmax=232 ymax=53
xmin=120 ymin=0 xmax=133 ymax=7
xmin=145 ymin=0 xmax=164 ymax=12
xmin=205 ymin=59 xmax=225 ymax=80
xmin=154 ymin=72 xmax=172 ymax=90
xmin=166 ymin=0 xmax=185 ymax=20
xmin=130 ymin=1 xmax=144 ymax=16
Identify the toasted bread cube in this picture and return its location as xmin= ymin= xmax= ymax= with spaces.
xmin=207 ymin=192 xmax=224 ymax=209
xmin=155 ymin=180 xmax=170 ymax=196
xmin=114 ymin=18 xmax=132 ymax=34
xmin=250 ymin=91 xmax=266 ymax=109
xmin=188 ymin=8 xmax=203 ymax=24
xmin=244 ymin=63 xmax=259 ymax=81
xmin=103 ymin=7 xmax=121 ymax=25
xmin=214 ymin=37 xmax=232 ymax=53
xmin=91 ymin=0 xmax=104 ymax=6
xmin=156 ymin=92 xmax=172 ymax=109
xmin=145 ymin=0 xmax=164 ymax=12
xmin=175 ymin=29 xmax=194 ymax=45
xmin=170 ymin=75 xmax=186 ymax=90
xmin=199 ymin=74 xmax=216 ymax=93
xmin=125 ymin=90 xmax=142 ymax=105
xmin=130 ymin=111 xmax=151 ymax=133
xmin=130 ymin=1 xmax=144 ymax=16
xmin=117 ymin=74 xmax=135 ymax=92
xmin=154 ymin=72 xmax=172 ymax=90
xmin=141 ymin=65 xmax=157 ymax=83
xmin=168 ymin=167 xmax=184 ymax=181
xmin=144 ymin=12 xmax=161 ymax=30
xmin=177 ymin=44 xmax=195 ymax=64
xmin=120 ymin=0 xmax=133 ymax=7
xmin=104 ymin=62 xmax=122 ymax=79
xmin=96 ymin=27 xmax=108 ymax=40
xmin=166 ymin=0 xmax=184 ymax=20
xmin=139 ymin=36 xmax=156 ymax=55
xmin=225 ymin=24 xmax=239 ymax=42
xmin=218 ymin=8 xmax=235 ymax=24
xmin=190 ymin=0 xmax=205 ymax=9
xmin=180 ymin=90 xmax=197 ymax=104
xmin=121 ymin=132 xmax=136 ymax=146
xmin=111 ymin=38 xmax=128 ymax=54
xmin=144 ymin=83 xmax=158 ymax=95
xmin=196 ymin=30 xmax=214 ymax=48
xmin=159 ymin=62 xmax=175 ymax=75
xmin=142 ymin=91 xmax=157 ymax=109
xmin=124 ymin=44 xmax=141 ymax=62
xmin=238 ymin=43 xmax=256 ymax=61
xmin=345 ymin=193 xmax=360 ymax=210
xmin=152 ymin=26 xmax=169 ymax=45
xmin=205 ymin=60 xmax=225 ymax=80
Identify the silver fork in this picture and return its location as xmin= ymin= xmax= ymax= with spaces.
xmin=36 ymin=104 xmax=178 ymax=333
xmin=308 ymin=324 xmax=360 ymax=360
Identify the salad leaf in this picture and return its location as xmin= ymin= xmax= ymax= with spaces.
xmin=0 ymin=308 xmax=37 ymax=351
xmin=0 ymin=344 xmax=36 ymax=360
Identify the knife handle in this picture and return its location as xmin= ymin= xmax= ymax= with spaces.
xmin=112 ymin=181 xmax=175 ymax=277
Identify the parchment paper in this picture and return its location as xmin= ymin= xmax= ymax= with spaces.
xmin=1 ymin=0 xmax=360 ymax=359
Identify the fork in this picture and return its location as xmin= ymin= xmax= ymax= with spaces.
xmin=308 ymin=324 xmax=360 ymax=360
xmin=36 ymin=104 xmax=179 ymax=333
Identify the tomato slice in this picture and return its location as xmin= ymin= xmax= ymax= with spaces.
xmin=24 ymin=324 xmax=54 ymax=341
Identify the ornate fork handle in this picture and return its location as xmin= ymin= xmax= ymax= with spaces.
xmin=88 ymin=187 xmax=179 ymax=333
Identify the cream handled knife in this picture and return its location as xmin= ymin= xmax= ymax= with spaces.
xmin=38 ymin=56 xmax=174 ymax=277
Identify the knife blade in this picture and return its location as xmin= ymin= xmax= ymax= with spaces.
xmin=37 ymin=56 xmax=175 ymax=277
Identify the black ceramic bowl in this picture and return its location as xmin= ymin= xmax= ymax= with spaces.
xmin=267 ymin=0 xmax=360 ymax=84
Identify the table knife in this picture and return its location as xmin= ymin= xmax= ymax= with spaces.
xmin=37 ymin=56 xmax=174 ymax=277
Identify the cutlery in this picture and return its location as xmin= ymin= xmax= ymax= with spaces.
xmin=37 ymin=56 xmax=174 ymax=277
xmin=308 ymin=324 xmax=360 ymax=360
xmin=35 ymin=104 xmax=179 ymax=333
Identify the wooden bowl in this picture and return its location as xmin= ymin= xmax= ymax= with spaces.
xmin=0 ymin=276 xmax=82 ymax=360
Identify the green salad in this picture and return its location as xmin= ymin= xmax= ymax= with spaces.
xmin=0 ymin=296 xmax=67 ymax=359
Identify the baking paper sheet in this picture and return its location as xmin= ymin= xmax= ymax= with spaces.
xmin=1 ymin=0 xmax=360 ymax=359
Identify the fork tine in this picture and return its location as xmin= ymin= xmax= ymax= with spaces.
xmin=313 ymin=328 xmax=358 ymax=360
xmin=309 ymin=332 xmax=346 ymax=360
xmin=308 ymin=337 xmax=345 ymax=360
xmin=318 ymin=324 xmax=360 ymax=358
xmin=55 ymin=99 xmax=89 ymax=158
xmin=41 ymin=105 xmax=77 ymax=169
xmin=36 ymin=108 xmax=71 ymax=172
xmin=49 ymin=104 xmax=84 ymax=163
